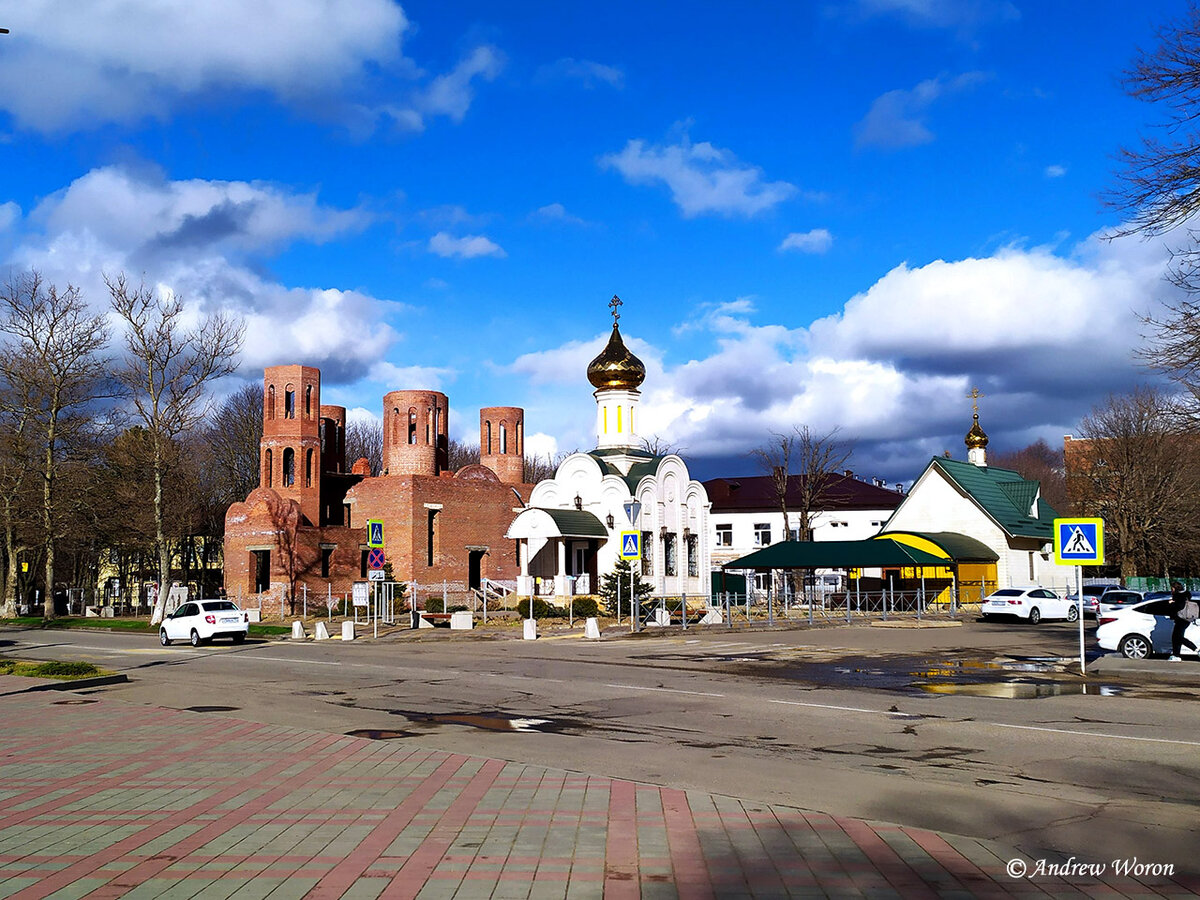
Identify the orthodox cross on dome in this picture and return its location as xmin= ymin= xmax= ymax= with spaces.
xmin=967 ymin=386 xmax=985 ymax=416
xmin=609 ymin=295 xmax=622 ymax=324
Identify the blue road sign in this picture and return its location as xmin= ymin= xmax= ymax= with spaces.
xmin=367 ymin=547 xmax=385 ymax=570
xmin=1053 ymin=518 xmax=1104 ymax=565
xmin=620 ymin=531 xmax=641 ymax=560
xmin=367 ymin=519 xmax=384 ymax=549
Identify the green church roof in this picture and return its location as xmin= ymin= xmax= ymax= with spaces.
xmin=587 ymin=450 xmax=665 ymax=492
xmin=929 ymin=457 xmax=1058 ymax=540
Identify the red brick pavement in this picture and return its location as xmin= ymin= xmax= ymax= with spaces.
xmin=0 ymin=683 xmax=1195 ymax=898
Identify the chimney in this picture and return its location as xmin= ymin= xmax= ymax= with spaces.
xmin=843 ymin=469 xmax=853 ymax=478
xmin=895 ymin=483 xmax=904 ymax=494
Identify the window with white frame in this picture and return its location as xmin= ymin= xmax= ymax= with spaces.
xmin=753 ymin=523 xmax=771 ymax=546
xmin=664 ymin=533 xmax=677 ymax=577
xmin=686 ymin=535 xmax=698 ymax=577
xmin=715 ymin=523 xmax=732 ymax=547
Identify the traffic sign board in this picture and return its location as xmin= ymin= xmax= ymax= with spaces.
xmin=620 ymin=531 xmax=641 ymax=560
xmin=367 ymin=547 xmax=385 ymax=570
xmin=1053 ymin=518 xmax=1105 ymax=565
xmin=367 ymin=519 xmax=384 ymax=548
xmin=367 ymin=569 xmax=385 ymax=582
xmin=623 ymin=501 xmax=642 ymax=525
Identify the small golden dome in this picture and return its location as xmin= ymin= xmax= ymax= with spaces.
xmin=587 ymin=323 xmax=645 ymax=391
xmin=965 ymin=413 xmax=989 ymax=449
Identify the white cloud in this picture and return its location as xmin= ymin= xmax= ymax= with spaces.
xmin=0 ymin=201 xmax=19 ymax=232
xmin=779 ymin=229 xmax=833 ymax=254
xmin=505 ymin=227 xmax=1177 ymax=480
xmin=367 ymin=361 xmax=454 ymax=390
xmin=852 ymin=0 xmax=1020 ymax=30
xmin=600 ymin=135 xmax=796 ymax=218
xmin=0 ymin=0 xmax=409 ymax=132
xmin=1045 ymin=164 xmax=1067 ymax=178
xmin=418 ymin=45 xmax=504 ymax=124
xmin=537 ymin=58 xmax=624 ymax=89
xmin=855 ymin=72 xmax=987 ymax=150
xmin=524 ymin=432 xmax=560 ymax=461
xmin=428 ymin=231 xmax=507 ymax=259
xmin=531 ymin=203 xmax=588 ymax=226
xmin=5 ymin=165 xmax=397 ymax=383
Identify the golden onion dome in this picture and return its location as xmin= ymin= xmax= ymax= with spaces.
xmin=965 ymin=413 xmax=989 ymax=450
xmin=587 ymin=323 xmax=645 ymax=391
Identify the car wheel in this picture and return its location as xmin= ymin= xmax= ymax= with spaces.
xmin=981 ymin=613 xmax=992 ymax=621
xmin=232 ymin=633 xmax=246 ymax=644
xmin=190 ymin=629 xmax=201 ymax=647
xmin=1120 ymin=634 xmax=1153 ymax=660
xmin=1028 ymin=607 xmax=1041 ymax=625
xmin=159 ymin=629 xmax=170 ymax=646
xmin=1067 ymin=605 xmax=1079 ymax=623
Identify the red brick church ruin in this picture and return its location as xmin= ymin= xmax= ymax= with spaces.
xmin=223 ymin=365 xmax=533 ymax=609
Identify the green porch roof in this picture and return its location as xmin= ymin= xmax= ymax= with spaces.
xmin=723 ymin=539 xmax=947 ymax=570
xmin=540 ymin=508 xmax=609 ymax=538
xmin=874 ymin=531 xmax=999 ymax=562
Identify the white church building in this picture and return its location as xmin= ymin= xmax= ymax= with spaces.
xmin=506 ymin=299 xmax=712 ymax=599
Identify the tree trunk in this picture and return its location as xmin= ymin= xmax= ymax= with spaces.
xmin=153 ymin=435 xmax=170 ymax=602
xmin=2 ymin=520 xmax=19 ymax=618
xmin=42 ymin=408 xmax=56 ymax=620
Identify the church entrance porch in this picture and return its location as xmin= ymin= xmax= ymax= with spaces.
xmin=506 ymin=508 xmax=608 ymax=597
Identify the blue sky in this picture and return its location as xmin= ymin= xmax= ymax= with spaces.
xmin=0 ymin=0 xmax=1192 ymax=482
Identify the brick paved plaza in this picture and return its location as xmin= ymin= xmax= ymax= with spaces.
xmin=0 ymin=675 xmax=1194 ymax=898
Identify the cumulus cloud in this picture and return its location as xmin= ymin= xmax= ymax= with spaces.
xmin=537 ymin=58 xmax=625 ymax=89
xmin=0 ymin=201 xmax=19 ymax=232
xmin=530 ymin=203 xmax=588 ymax=226
xmin=428 ymin=231 xmax=506 ymax=259
xmin=505 ymin=228 xmax=1178 ymax=480
xmin=417 ymin=45 xmax=504 ymax=123
xmin=779 ymin=229 xmax=833 ymax=254
xmin=1045 ymin=164 xmax=1067 ymax=178
xmin=600 ymin=135 xmax=796 ymax=218
xmin=5 ymin=165 xmax=397 ymax=383
xmin=855 ymin=72 xmax=987 ymax=150
xmin=0 ymin=0 xmax=409 ymax=132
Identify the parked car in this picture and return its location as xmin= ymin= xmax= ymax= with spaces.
xmin=980 ymin=587 xmax=1077 ymax=624
xmin=1064 ymin=583 xmax=1120 ymax=618
xmin=160 ymin=600 xmax=250 ymax=647
xmin=1096 ymin=596 xmax=1199 ymax=659
xmin=1095 ymin=589 xmax=1144 ymax=616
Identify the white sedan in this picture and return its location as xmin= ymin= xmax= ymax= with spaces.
xmin=980 ymin=587 xmax=1078 ymax=624
xmin=160 ymin=600 xmax=249 ymax=647
xmin=1096 ymin=597 xmax=1200 ymax=659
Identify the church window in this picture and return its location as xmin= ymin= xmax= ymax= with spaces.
xmin=283 ymin=448 xmax=295 ymax=486
xmin=426 ymin=408 xmax=431 ymax=444
xmin=267 ymin=386 xmax=276 ymax=420
xmin=486 ymin=421 xmax=492 ymax=454
xmin=500 ymin=423 xmax=507 ymax=454
xmin=433 ymin=406 xmax=441 ymax=439
xmin=305 ymin=449 xmax=313 ymax=487
xmin=753 ymin=523 xmax=771 ymax=547
xmin=321 ymin=547 xmax=333 ymax=578
xmin=516 ymin=419 xmax=523 ymax=454
xmin=641 ymin=531 xmax=653 ymax=577
xmin=264 ymin=449 xmax=273 ymax=488
xmin=603 ymin=408 xmax=608 ymax=434
xmin=284 ymin=387 xmax=295 ymax=419
xmin=664 ymin=533 xmax=677 ymax=576
xmin=408 ymin=409 xmax=417 ymax=445
xmin=427 ymin=509 xmax=439 ymax=566
xmin=715 ymin=524 xmax=732 ymax=547
xmin=687 ymin=535 xmax=698 ymax=577
xmin=305 ymin=385 xmax=312 ymax=418
xmin=617 ymin=406 xmax=622 ymax=433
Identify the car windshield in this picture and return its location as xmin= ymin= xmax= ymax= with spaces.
xmin=202 ymin=601 xmax=239 ymax=612
xmin=989 ymin=589 xmax=1023 ymax=597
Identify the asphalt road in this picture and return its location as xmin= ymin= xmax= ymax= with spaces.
xmin=4 ymin=617 xmax=1199 ymax=875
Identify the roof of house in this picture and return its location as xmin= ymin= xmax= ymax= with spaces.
xmin=505 ymin=507 xmax=609 ymax=540
xmin=922 ymin=457 xmax=1059 ymax=541
xmin=723 ymin=539 xmax=946 ymax=570
xmin=588 ymin=449 xmax=665 ymax=492
xmin=703 ymin=472 xmax=905 ymax=514
xmin=875 ymin=530 xmax=999 ymax=562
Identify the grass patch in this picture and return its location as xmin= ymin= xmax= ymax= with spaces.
xmin=0 ymin=657 xmax=104 ymax=679
xmin=250 ymin=624 xmax=292 ymax=636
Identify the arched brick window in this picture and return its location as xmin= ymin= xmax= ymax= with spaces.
xmin=392 ymin=407 xmax=400 ymax=444
xmin=305 ymin=449 xmax=313 ymax=487
xmin=408 ymin=408 xmax=417 ymax=445
xmin=283 ymin=448 xmax=295 ymax=486
xmin=264 ymin=449 xmax=273 ymax=487
xmin=499 ymin=422 xmax=507 ymax=454
xmin=267 ymin=386 xmax=276 ymax=420
xmin=305 ymin=385 xmax=312 ymax=418
xmin=516 ymin=419 xmax=523 ymax=455
xmin=485 ymin=421 xmax=492 ymax=454
xmin=284 ymin=385 xmax=295 ymax=419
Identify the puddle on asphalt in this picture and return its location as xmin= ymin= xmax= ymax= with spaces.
xmin=347 ymin=728 xmax=418 ymax=740
xmin=52 ymin=698 xmax=98 ymax=705
xmin=184 ymin=705 xmax=239 ymax=712
xmin=917 ymin=682 xmax=1124 ymax=699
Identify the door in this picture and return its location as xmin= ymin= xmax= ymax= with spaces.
xmin=468 ymin=549 xmax=484 ymax=591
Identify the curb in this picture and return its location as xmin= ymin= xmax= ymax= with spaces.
xmin=16 ymin=673 xmax=130 ymax=693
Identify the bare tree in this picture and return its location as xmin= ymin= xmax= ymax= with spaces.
xmin=0 ymin=272 xmax=110 ymax=618
xmin=639 ymin=435 xmax=682 ymax=456
xmin=345 ymin=418 xmax=383 ymax=475
xmin=447 ymin=438 xmax=480 ymax=472
xmin=1070 ymin=387 xmax=1200 ymax=579
xmin=991 ymin=438 xmax=1069 ymax=515
xmin=0 ymin=375 xmax=37 ymax=616
xmin=524 ymin=451 xmax=569 ymax=483
xmin=108 ymin=274 xmax=243 ymax=604
xmin=205 ymin=383 xmax=263 ymax=506
xmin=751 ymin=426 xmax=853 ymax=543
xmin=750 ymin=431 xmax=795 ymax=541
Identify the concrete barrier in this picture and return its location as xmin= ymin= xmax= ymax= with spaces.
xmin=341 ymin=620 xmax=355 ymax=641
xmin=246 ymin=609 xmax=261 ymax=623
xmin=700 ymin=609 xmax=723 ymax=625
xmin=651 ymin=608 xmax=670 ymax=627
xmin=523 ymin=618 xmax=538 ymax=640
xmin=290 ymin=621 xmax=306 ymax=640
xmin=584 ymin=617 xmax=601 ymax=639
xmin=450 ymin=610 xmax=473 ymax=630
xmin=314 ymin=621 xmax=330 ymax=640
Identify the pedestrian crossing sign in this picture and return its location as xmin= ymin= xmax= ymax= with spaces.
xmin=367 ymin=519 xmax=385 ymax=548
xmin=620 ymin=531 xmax=641 ymax=560
xmin=1053 ymin=518 xmax=1104 ymax=566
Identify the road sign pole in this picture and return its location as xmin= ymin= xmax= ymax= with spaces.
xmin=1077 ymin=565 xmax=1085 ymax=675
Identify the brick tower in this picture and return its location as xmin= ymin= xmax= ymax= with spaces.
xmin=382 ymin=390 xmax=449 ymax=476
xmin=480 ymin=406 xmax=525 ymax=483
xmin=261 ymin=365 xmax=322 ymax=525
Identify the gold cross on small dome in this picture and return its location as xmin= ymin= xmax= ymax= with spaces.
xmin=609 ymin=295 xmax=622 ymax=323
xmin=967 ymin=386 xmax=985 ymax=415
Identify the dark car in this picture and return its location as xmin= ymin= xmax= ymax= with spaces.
xmin=1096 ymin=589 xmax=1144 ymax=616
xmin=1065 ymin=583 xmax=1119 ymax=618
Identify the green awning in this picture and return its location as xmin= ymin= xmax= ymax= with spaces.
xmin=723 ymin=539 xmax=947 ymax=571
xmin=875 ymin=531 xmax=998 ymax=563
xmin=505 ymin=507 xmax=609 ymax=540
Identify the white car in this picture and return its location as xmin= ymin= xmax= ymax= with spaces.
xmin=980 ymin=587 xmax=1078 ymax=624
xmin=160 ymin=600 xmax=249 ymax=647
xmin=1096 ymin=596 xmax=1200 ymax=659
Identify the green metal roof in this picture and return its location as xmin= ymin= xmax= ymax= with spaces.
xmin=875 ymin=531 xmax=999 ymax=562
xmin=929 ymin=458 xmax=1059 ymax=540
xmin=540 ymin=508 xmax=609 ymax=538
xmin=723 ymin=539 xmax=947 ymax=570
xmin=587 ymin=450 xmax=665 ymax=492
